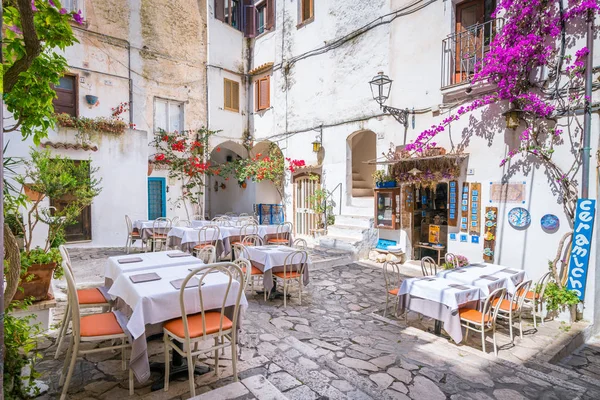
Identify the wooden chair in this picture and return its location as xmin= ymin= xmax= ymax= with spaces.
xmin=495 ymin=280 xmax=532 ymax=341
xmin=421 ymin=256 xmax=437 ymax=276
xmin=293 ymin=238 xmax=308 ymax=250
xmin=162 ymin=263 xmax=245 ymax=397
xmin=271 ymin=250 xmax=308 ymax=307
xmin=125 ymin=215 xmax=145 ymax=254
xmin=460 ymin=287 xmax=506 ymax=356
xmin=54 ymin=246 xmax=113 ymax=360
xmin=267 ymin=222 xmax=293 ymax=245
xmin=193 ymin=225 xmax=221 ymax=259
xmin=522 ymin=272 xmax=551 ymax=328
xmin=444 ymin=252 xmax=458 ymax=268
xmin=195 ymin=245 xmax=217 ymax=264
xmin=383 ymin=261 xmax=402 ymax=318
xmin=232 ymin=243 xmax=264 ymax=295
xmin=151 ymin=217 xmax=171 ymax=252
xmin=59 ymin=251 xmax=133 ymax=400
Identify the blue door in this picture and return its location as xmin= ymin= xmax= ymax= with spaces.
xmin=148 ymin=178 xmax=166 ymax=220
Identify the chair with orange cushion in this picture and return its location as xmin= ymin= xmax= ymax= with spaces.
xmin=494 ymin=280 xmax=532 ymax=342
xmin=293 ymin=238 xmax=308 ymax=250
xmin=459 ymin=287 xmax=506 ymax=356
xmin=522 ymin=272 xmax=551 ymax=328
xmin=232 ymin=243 xmax=263 ymax=295
xmin=59 ymin=250 xmax=133 ymax=400
xmin=54 ymin=246 xmax=113 ymax=360
xmin=383 ymin=261 xmax=402 ymax=318
xmin=151 ymin=217 xmax=172 ymax=252
xmin=162 ymin=263 xmax=245 ymax=397
xmin=271 ymin=250 xmax=308 ymax=307
xmin=193 ymin=225 xmax=220 ymax=259
xmin=125 ymin=215 xmax=145 ymax=254
xmin=195 ymin=245 xmax=216 ymax=264
xmin=229 ymin=222 xmax=259 ymax=255
xmin=267 ymin=222 xmax=294 ymax=245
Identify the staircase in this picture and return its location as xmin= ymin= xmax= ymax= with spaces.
xmin=351 ymin=170 xmax=373 ymax=197
xmin=318 ymin=196 xmax=376 ymax=259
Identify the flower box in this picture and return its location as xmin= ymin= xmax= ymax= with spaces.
xmin=376 ymin=181 xmax=397 ymax=188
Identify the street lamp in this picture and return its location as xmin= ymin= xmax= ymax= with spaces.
xmin=369 ymin=71 xmax=411 ymax=128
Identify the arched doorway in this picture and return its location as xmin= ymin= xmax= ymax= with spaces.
xmin=348 ymin=130 xmax=376 ymax=197
xmin=207 ymin=141 xmax=250 ymax=217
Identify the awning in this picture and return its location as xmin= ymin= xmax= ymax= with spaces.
xmin=249 ymin=62 xmax=274 ymax=75
xmin=41 ymin=141 xmax=98 ymax=152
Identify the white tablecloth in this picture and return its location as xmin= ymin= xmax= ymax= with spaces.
xmin=399 ymin=277 xmax=480 ymax=311
xmin=437 ymin=263 xmax=528 ymax=296
xmin=132 ymin=220 xmax=170 ymax=240
xmin=245 ymin=245 xmax=311 ymax=291
xmin=104 ymin=251 xmax=199 ymax=287
xmin=108 ymin=263 xmax=248 ymax=382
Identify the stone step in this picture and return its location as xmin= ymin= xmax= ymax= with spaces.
xmin=334 ymin=214 xmax=373 ymax=229
xmin=318 ymin=235 xmax=362 ymax=253
xmin=349 ymin=196 xmax=373 ymax=208
xmin=352 ymin=181 xmax=373 ymax=190
xmin=351 ymin=188 xmax=373 ymax=197
xmin=190 ymin=374 xmax=288 ymax=400
xmin=342 ymin=205 xmax=373 ymax=217
xmin=327 ymin=224 xmax=367 ymax=240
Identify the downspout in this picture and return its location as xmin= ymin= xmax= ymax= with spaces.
xmin=581 ymin=10 xmax=594 ymax=198
xmin=246 ymin=37 xmax=253 ymax=157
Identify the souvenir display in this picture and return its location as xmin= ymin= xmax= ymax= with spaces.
xmin=541 ymin=214 xmax=560 ymax=232
xmin=469 ymin=182 xmax=481 ymax=235
xmin=508 ymin=207 xmax=531 ymax=228
xmin=483 ymin=207 xmax=498 ymax=262
xmin=461 ymin=182 xmax=469 ymax=232
xmin=448 ymin=180 xmax=458 ymax=226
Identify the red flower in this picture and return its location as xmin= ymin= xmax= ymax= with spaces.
xmin=216 ymin=147 xmax=221 ymax=152
xmin=171 ymin=140 xmax=186 ymax=152
xmin=155 ymin=153 xmax=166 ymax=161
xmin=162 ymin=135 xmax=169 ymax=142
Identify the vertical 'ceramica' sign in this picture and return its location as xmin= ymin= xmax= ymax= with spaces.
xmin=566 ymin=199 xmax=597 ymax=300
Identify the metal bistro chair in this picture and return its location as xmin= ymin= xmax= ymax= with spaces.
xmin=54 ymin=246 xmax=113 ymax=360
xmin=495 ymin=280 xmax=532 ymax=342
xmin=232 ymin=242 xmax=264 ymax=295
xmin=191 ymin=214 xmax=205 ymax=221
xmin=293 ymin=238 xmax=308 ymax=250
xmin=193 ymin=225 xmax=221 ymax=259
xmin=271 ymin=250 xmax=308 ymax=307
xmin=125 ymin=215 xmax=145 ymax=254
xmin=151 ymin=217 xmax=171 ymax=252
xmin=421 ymin=256 xmax=437 ymax=276
xmin=459 ymin=287 xmax=506 ymax=356
xmin=176 ymin=219 xmax=192 ymax=227
xmin=59 ymin=252 xmax=133 ymax=400
xmin=162 ymin=263 xmax=245 ymax=397
xmin=444 ymin=252 xmax=459 ymax=269
xmin=383 ymin=261 xmax=402 ymax=318
xmin=522 ymin=271 xmax=552 ymax=328
xmin=267 ymin=222 xmax=294 ymax=245
xmin=195 ymin=245 xmax=217 ymax=264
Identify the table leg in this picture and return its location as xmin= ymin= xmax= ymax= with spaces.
xmin=434 ymin=320 xmax=442 ymax=336
xmin=150 ymin=341 xmax=209 ymax=391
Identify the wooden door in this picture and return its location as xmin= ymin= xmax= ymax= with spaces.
xmin=454 ymin=0 xmax=485 ymax=85
xmin=51 ymin=194 xmax=92 ymax=242
xmin=294 ymin=175 xmax=319 ymax=236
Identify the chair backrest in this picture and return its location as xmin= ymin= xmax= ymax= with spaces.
xmin=60 ymin=246 xmax=82 ymax=340
xmin=276 ymin=222 xmax=294 ymax=241
xmin=177 ymin=219 xmax=192 ymax=227
xmin=512 ymin=279 xmax=532 ymax=311
xmin=536 ymin=271 xmax=552 ymax=300
xmin=232 ymin=258 xmax=251 ymax=291
xmin=153 ymin=217 xmax=172 ymax=233
xmin=198 ymin=225 xmax=220 ymax=244
xmin=383 ymin=261 xmax=402 ymax=293
xmin=241 ymin=222 xmax=258 ymax=236
xmin=125 ymin=215 xmax=133 ymax=235
xmin=195 ymin=245 xmax=216 ymax=263
xmin=179 ymin=263 xmax=245 ymax=342
xmin=421 ymin=257 xmax=437 ymax=276
xmin=293 ymin=238 xmax=308 ymax=250
xmin=191 ymin=214 xmax=204 ymax=221
xmin=239 ymin=213 xmax=249 ymax=217
xmin=444 ymin=252 xmax=458 ymax=268
xmin=481 ymin=287 xmax=507 ymax=326
xmin=232 ymin=243 xmax=248 ymax=259
xmin=242 ymin=234 xmax=263 ymax=247
xmin=225 ymin=212 xmax=236 ymax=217
xmin=282 ymin=250 xmax=308 ymax=279
xmin=59 ymin=244 xmax=72 ymax=271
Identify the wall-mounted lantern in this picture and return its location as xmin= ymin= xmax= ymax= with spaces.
xmin=369 ymin=71 xmax=412 ymax=128
xmin=502 ymin=103 xmax=523 ymax=130
xmin=312 ymin=138 xmax=322 ymax=153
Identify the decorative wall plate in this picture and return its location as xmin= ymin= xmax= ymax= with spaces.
xmin=508 ymin=207 xmax=531 ymax=228
xmin=541 ymin=214 xmax=559 ymax=231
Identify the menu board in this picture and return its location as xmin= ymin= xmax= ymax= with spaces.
xmin=460 ymin=182 xmax=469 ymax=232
xmin=448 ymin=180 xmax=458 ymax=226
xmin=469 ymin=182 xmax=481 ymax=236
xmin=483 ymin=207 xmax=498 ymax=262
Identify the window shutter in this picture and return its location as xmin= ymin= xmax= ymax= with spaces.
xmin=215 ymin=0 xmax=225 ymax=22
xmin=232 ymin=81 xmax=239 ymax=111
xmin=266 ymin=0 xmax=275 ymax=30
xmin=255 ymin=80 xmax=260 ymax=112
xmin=258 ymin=77 xmax=270 ymax=110
xmin=244 ymin=5 xmax=256 ymax=37
xmin=224 ymin=79 xmax=231 ymax=109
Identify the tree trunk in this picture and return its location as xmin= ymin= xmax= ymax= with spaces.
xmin=3 ymin=223 xmax=22 ymax=308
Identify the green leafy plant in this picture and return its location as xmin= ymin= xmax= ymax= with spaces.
xmin=20 ymin=247 xmax=63 ymax=279
xmin=372 ymin=169 xmax=395 ymax=185
xmin=307 ymin=174 xmax=336 ymax=228
xmin=55 ymin=112 xmax=129 ymax=144
xmin=544 ymin=281 xmax=580 ymax=312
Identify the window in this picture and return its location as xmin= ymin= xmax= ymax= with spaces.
xmin=256 ymin=0 xmax=274 ymax=35
xmin=62 ymin=0 xmax=84 ymax=14
xmin=215 ymin=0 xmax=241 ymax=30
xmin=154 ymin=99 xmax=184 ymax=132
xmin=255 ymin=75 xmax=270 ymax=111
xmin=224 ymin=78 xmax=240 ymax=112
xmin=299 ymin=0 xmax=314 ymax=24
xmin=257 ymin=2 xmax=266 ymax=34
xmin=53 ymin=75 xmax=78 ymax=117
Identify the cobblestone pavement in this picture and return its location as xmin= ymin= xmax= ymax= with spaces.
xmin=35 ymin=248 xmax=600 ymax=399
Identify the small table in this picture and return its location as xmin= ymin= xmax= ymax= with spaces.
xmin=413 ymin=243 xmax=445 ymax=265
xmin=245 ymin=245 xmax=311 ymax=293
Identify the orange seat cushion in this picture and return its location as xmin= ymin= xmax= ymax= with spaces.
xmin=459 ymin=308 xmax=491 ymax=324
xmin=131 ymin=232 xmax=141 ymax=238
xmin=388 ymin=288 xmax=399 ymax=296
xmin=525 ymin=291 xmax=540 ymax=300
xmin=268 ymin=239 xmax=289 ymax=243
xmin=152 ymin=234 xmax=168 ymax=239
xmin=492 ymin=298 xmax=518 ymax=312
xmin=193 ymin=243 xmax=213 ymax=250
xmin=77 ymin=288 xmax=109 ymax=305
xmin=242 ymin=265 xmax=264 ymax=275
xmin=274 ymin=271 xmax=302 ymax=279
xmin=164 ymin=311 xmax=233 ymax=338
xmin=80 ymin=313 xmax=124 ymax=337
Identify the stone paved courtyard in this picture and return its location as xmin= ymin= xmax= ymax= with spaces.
xmin=33 ymin=248 xmax=600 ymax=399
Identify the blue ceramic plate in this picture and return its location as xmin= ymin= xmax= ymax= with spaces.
xmin=508 ymin=207 xmax=531 ymax=228
xmin=541 ymin=214 xmax=559 ymax=231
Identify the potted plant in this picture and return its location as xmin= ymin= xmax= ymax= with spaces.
xmin=373 ymin=169 xmax=397 ymax=188
xmin=544 ymin=281 xmax=580 ymax=324
xmin=307 ymin=174 xmax=336 ymax=234
xmin=441 ymin=254 xmax=469 ymax=269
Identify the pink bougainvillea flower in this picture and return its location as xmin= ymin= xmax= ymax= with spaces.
xmin=8 ymin=25 xmax=23 ymax=35
xmin=48 ymin=0 xmax=56 ymax=6
xmin=73 ymin=10 xmax=85 ymax=25
xmin=31 ymin=0 xmax=38 ymax=11
xmin=59 ymin=8 xmax=68 ymax=15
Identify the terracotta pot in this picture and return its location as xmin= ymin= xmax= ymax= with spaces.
xmin=147 ymin=161 xmax=154 ymax=176
xmin=12 ymin=262 xmax=57 ymax=302
xmin=23 ymin=185 xmax=42 ymax=201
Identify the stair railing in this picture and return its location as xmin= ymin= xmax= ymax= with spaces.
xmin=324 ymin=183 xmax=342 ymax=232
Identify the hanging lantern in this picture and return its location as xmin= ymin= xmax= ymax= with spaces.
xmin=503 ymin=103 xmax=523 ymax=130
xmin=369 ymin=71 xmax=393 ymax=106
xmin=312 ymin=139 xmax=322 ymax=153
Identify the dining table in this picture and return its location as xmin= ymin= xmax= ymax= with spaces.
xmin=132 ymin=220 xmax=170 ymax=241
xmin=106 ymin=256 xmax=248 ymax=385
xmin=437 ymin=263 xmax=528 ymax=296
xmin=244 ymin=245 xmax=310 ymax=293
xmin=397 ymin=276 xmax=480 ymax=343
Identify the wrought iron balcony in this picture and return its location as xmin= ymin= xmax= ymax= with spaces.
xmin=441 ymin=19 xmax=503 ymax=89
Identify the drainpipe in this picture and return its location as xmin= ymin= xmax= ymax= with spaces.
xmin=581 ymin=10 xmax=594 ymax=199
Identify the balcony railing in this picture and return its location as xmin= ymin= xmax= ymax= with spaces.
xmin=441 ymin=18 xmax=503 ymax=89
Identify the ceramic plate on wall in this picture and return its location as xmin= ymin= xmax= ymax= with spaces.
xmin=541 ymin=214 xmax=560 ymax=231
xmin=508 ymin=207 xmax=531 ymax=228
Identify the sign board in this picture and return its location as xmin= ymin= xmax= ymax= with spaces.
xmin=489 ymin=181 xmax=526 ymax=204
xmin=448 ymin=180 xmax=458 ymax=226
xmin=469 ymin=182 xmax=481 ymax=236
xmin=566 ymin=199 xmax=596 ymax=300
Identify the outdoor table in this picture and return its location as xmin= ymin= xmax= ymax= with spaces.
xmin=108 ymin=263 xmax=248 ymax=384
xmin=132 ymin=219 xmax=170 ymax=241
xmin=104 ymin=251 xmax=198 ymax=288
xmin=245 ymin=245 xmax=310 ymax=293
xmin=397 ymin=277 xmax=480 ymax=343
xmin=167 ymin=226 xmax=226 ymax=256
xmin=437 ymin=263 xmax=528 ymax=296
